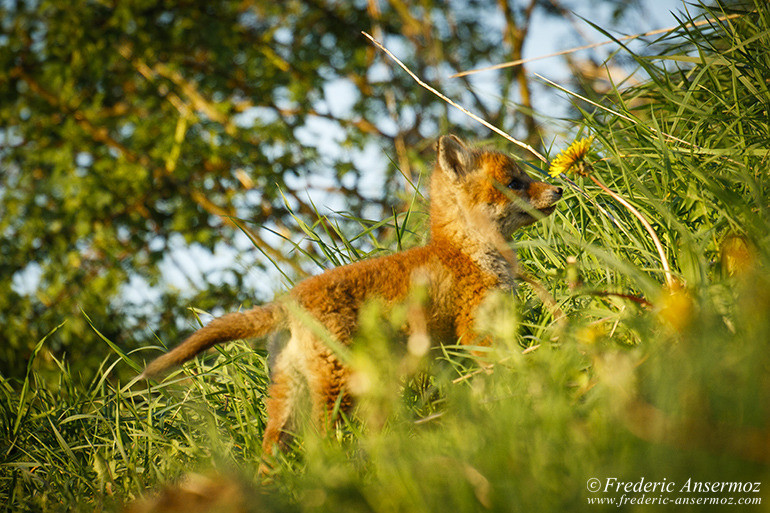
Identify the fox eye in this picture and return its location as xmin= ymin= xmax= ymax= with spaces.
xmin=507 ymin=178 xmax=526 ymax=191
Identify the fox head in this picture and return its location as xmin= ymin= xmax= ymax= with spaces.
xmin=430 ymin=135 xmax=562 ymax=242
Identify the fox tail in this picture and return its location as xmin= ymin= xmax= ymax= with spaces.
xmin=140 ymin=303 xmax=282 ymax=379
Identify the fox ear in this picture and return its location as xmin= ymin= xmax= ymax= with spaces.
xmin=437 ymin=135 xmax=473 ymax=178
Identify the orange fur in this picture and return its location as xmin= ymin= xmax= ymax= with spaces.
xmin=141 ymin=135 xmax=562 ymax=460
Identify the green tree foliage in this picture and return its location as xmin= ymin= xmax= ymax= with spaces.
xmin=0 ymin=0 xmax=585 ymax=380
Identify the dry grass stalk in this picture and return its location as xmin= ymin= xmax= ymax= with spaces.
xmin=361 ymin=31 xmax=548 ymax=165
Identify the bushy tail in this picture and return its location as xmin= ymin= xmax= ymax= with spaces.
xmin=141 ymin=304 xmax=282 ymax=379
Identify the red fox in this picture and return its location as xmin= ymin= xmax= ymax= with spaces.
xmin=141 ymin=135 xmax=562 ymax=457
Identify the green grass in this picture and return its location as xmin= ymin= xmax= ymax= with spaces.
xmin=2 ymin=1 xmax=770 ymax=511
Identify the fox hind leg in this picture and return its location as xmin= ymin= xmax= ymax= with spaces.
xmin=261 ymin=370 xmax=296 ymax=456
xmin=259 ymin=333 xmax=351 ymax=473
xmin=307 ymin=354 xmax=351 ymax=435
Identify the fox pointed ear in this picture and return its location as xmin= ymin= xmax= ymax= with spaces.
xmin=437 ymin=135 xmax=473 ymax=178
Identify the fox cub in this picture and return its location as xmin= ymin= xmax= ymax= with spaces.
xmin=142 ymin=135 xmax=562 ymax=454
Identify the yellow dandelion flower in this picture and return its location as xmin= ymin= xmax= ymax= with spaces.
xmin=549 ymin=136 xmax=594 ymax=178
xmin=656 ymin=283 xmax=694 ymax=334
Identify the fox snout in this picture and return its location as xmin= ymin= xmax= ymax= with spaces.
xmin=530 ymin=182 xmax=563 ymax=211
